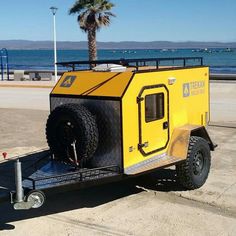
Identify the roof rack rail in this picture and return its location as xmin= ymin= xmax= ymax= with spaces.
xmin=57 ymin=57 xmax=203 ymax=71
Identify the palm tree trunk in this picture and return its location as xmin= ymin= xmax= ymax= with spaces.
xmin=88 ymin=28 xmax=97 ymax=62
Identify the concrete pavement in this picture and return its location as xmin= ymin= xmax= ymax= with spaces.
xmin=0 ymin=80 xmax=54 ymax=111
xmin=0 ymin=80 xmax=236 ymax=123
xmin=0 ymin=88 xmax=51 ymax=111
xmin=0 ymin=109 xmax=235 ymax=235
xmin=0 ymin=80 xmax=236 ymax=235
xmin=210 ymin=81 xmax=236 ymax=125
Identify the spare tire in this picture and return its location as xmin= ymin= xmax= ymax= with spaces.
xmin=46 ymin=103 xmax=98 ymax=164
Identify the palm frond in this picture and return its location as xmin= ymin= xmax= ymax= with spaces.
xmin=78 ymin=10 xmax=90 ymax=32
xmin=69 ymin=0 xmax=93 ymax=15
xmin=97 ymin=14 xmax=111 ymax=27
xmin=98 ymin=1 xmax=114 ymax=11
xmin=104 ymin=11 xmax=116 ymax=17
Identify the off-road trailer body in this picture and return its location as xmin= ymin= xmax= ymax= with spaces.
xmin=51 ymin=61 xmax=213 ymax=174
xmin=9 ymin=57 xmax=216 ymax=209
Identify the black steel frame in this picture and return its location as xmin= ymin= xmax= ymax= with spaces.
xmin=22 ymin=157 xmax=121 ymax=191
xmin=57 ymin=57 xmax=203 ymax=71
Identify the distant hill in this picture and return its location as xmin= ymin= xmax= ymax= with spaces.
xmin=0 ymin=40 xmax=236 ymax=50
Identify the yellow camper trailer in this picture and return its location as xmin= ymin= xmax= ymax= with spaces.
xmin=48 ymin=57 xmax=216 ymax=186
xmin=10 ymin=57 xmax=217 ymax=210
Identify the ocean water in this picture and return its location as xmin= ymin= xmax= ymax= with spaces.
xmin=3 ymin=49 xmax=236 ymax=74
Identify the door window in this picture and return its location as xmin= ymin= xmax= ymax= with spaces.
xmin=145 ymin=93 xmax=164 ymax=122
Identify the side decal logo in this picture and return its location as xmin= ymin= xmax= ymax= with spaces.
xmin=183 ymin=81 xmax=205 ymax=97
xmin=183 ymin=83 xmax=190 ymax=97
xmin=60 ymin=76 xmax=76 ymax=88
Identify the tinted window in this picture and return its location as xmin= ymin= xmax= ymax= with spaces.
xmin=145 ymin=93 xmax=164 ymax=122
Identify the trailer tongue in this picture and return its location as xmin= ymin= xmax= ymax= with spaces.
xmin=10 ymin=151 xmax=121 ymax=210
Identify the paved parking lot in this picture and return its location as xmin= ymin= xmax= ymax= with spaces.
xmin=0 ymin=123 xmax=235 ymax=236
xmin=0 ymin=81 xmax=236 ymax=235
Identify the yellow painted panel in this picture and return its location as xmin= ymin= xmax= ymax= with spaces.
xmin=122 ymin=67 xmax=209 ymax=170
xmin=52 ymin=71 xmax=133 ymax=98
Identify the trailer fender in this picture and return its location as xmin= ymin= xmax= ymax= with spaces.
xmin=167 ymin=125 xmax=216 ymax=161
xmin=190 ymin=126 xmax=216 ymax=151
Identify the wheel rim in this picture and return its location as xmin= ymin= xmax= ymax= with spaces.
xmin=193 ymin=151 xmax=204 ymax=175
xmin=58 ymin=121 xmax=76 ymax=145
xmin=27 ymin=192 xmax=45 ymax=209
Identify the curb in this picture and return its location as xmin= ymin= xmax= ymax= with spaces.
xmin=0 ymin=84 xmax=54 ymax=89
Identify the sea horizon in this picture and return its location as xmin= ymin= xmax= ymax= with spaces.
xmin=1 ymin=48 xmax=236 ymax=74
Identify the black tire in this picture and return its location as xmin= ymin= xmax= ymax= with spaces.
xmin=46 ymin=103 xmax=98 ymax=164
xmin=176 ymin=136 xmax=211 ymax=190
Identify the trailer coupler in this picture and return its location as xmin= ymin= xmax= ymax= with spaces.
xmin=10 ymin=159 xmax=45 ymax=210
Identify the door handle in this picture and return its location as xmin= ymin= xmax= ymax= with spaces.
xmin=138 ymin=142 xmax=149 ymax=149
xmin=163 ymin=121 xmax=168 ymax=129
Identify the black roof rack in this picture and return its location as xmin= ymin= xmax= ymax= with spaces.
xmin=57 ymin=57 xmax=203 ymax=71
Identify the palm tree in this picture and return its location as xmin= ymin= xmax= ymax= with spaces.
xmin=69 ymin=0 xmax=115 ymax=61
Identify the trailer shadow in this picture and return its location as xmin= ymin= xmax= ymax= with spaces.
xmin=0 ymin=152 xmax=185 ymax=231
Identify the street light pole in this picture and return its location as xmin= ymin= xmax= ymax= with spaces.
xmin=50 ymin=7 xmax=58 ymax=82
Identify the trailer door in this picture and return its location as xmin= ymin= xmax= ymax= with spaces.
xmin=138 ymin=85 xmax=169 ymax=156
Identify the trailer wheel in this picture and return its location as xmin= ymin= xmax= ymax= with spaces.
xmin=176 ymin=136 xmax=211 ymax=190
xmin=26 ymin=190 xmax=46 ymax=209
xmin=46 ymin=103 xmax=98 ymax=163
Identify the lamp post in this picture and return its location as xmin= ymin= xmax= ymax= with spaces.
xmin=50 ymin=6 xmax=58 ymax=82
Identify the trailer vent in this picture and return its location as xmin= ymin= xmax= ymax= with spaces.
xmin=93 ymin=64 xmax=127 ymax=72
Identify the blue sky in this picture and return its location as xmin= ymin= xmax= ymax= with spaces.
xmin=0 ymin=0 xmax=235 ymax=42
